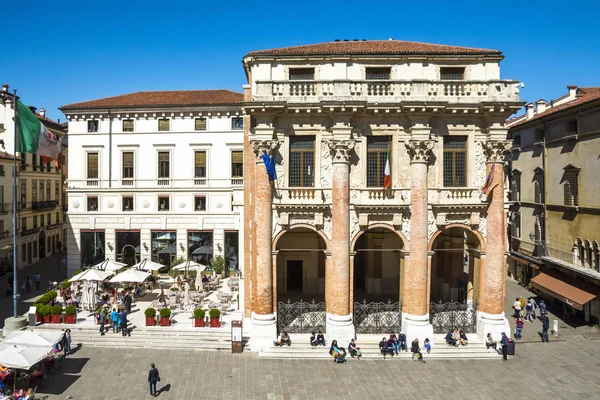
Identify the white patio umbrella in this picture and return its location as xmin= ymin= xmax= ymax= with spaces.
xmin=172 ymin=261 xmax=209 ymax=271
xmin=2 ymin=331 xmax=64 ymax=347
xmin=93 ymin=259 xmax=127 ymax=272
xmin=132 ymin=259 xmax=164 ymax=272
xmin=0 ymin=343 xmax=52 ymax=370
xmin=69 ymin=269 xmax=112 ymax=283
xmin=109 ymin=268 xmax=150 ymax=284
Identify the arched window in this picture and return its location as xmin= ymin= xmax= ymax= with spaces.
xmin=534 ymin=168 xmax=544 ymax=204
xmin=511 ymin=170 xmax=521 ymax=202
xmin=584 ymin=239 xmax=592 ymax=268
xmin=563 ymin=165 xmax=580 ymax=206
xmin=592 ymin=241 xmax=600 ymax=272
xmin=577 ymin=238 xmax=584 ymax=266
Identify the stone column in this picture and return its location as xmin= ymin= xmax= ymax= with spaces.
xmin=403 ymin=139 xmax=435 ymax=344
xmin=325 ymin=139 xmax=355 ymax=345
xmin=477 ymin=140 xmax=511 ymax=341
xmin=250 ymin=139 xmax=278 ymax=346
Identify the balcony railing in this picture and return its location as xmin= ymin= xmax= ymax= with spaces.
xmin=274 ymin=188 xmax=329 ymax=205
xmin=0 ymin=230 xmax=11 ymax=239
xmin=352 ymin=188 xmax=410 ymax=206
xmin=0 ymin=203 xmax=9 ymax=214
xmin=121 ymin=179 xmax=134 ymax=187
xmin=231 ymin=178 xmax=244 ymax=186
xmin=157 ymin=179 xmax=171 ymax=187
xmin=429 ymin=188 xmax=482 ymax=205
xmin=21 ymin=227 xmax=40 ymax=236
xmin=194 ymin=177 xmax=207 ymax=186
xmin=32 ymin=200 xmax=58 ymax=211
xmin=86 ymin=179 xmax=99 ymax=187
xmin=256 ymin=80 xmax=520 ymax=104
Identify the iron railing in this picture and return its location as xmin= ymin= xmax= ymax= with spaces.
xmin=429 ymin=301 xmax=477 ymax=333
xmin=353 ymin=299 xmax=402 ymax=334
xmin=277 ymin=299 xmax=325 ymax=334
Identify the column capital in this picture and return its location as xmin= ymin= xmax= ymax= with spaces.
xmin=326 ymin=139 xmax=355 ymax=164
xmin=251 ymin=139 xmax=279 ymax=163
xmin=405 ymin=140 xmax=435 ymax=164
xmin=482 ymin=140 xmax=511 ymax=163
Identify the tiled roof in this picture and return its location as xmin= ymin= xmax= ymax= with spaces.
xmin=36 ymin=113 xmax=65 ymax=132
xmin=510 ymin=87 xmax=600 ymax=129
xmin=0 ymin=152 xmax=20 ymax=161
xmin=61 ymin=90 xmax=244 ymax=110
xmin=247 ymin=40 xmax=501 ymax=56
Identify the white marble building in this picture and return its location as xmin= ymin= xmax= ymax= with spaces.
xmin=60 ymin=90 xmax=245 ymax=276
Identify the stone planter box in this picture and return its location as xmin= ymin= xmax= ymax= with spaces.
xmin=209 ymin=317 xmax=220 ymax=328
xmin=64 ymin=314 xmax=76 ymax=324
xmin=145 ymin=317 xmax=156 ymax=326
xmin=43 ymin=315 xmax=51 ymax=324
xmin=51 ymin=314 xmax=62 ymax=324
xmin=159 ymin=317 xmax=170 ymax=327
xmin=193 ymin=318 xmax=205 ymax=327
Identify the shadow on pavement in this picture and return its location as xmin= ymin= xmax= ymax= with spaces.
xmin=36 ymin=372 xmax=80 ymax=396
xmin=157 ymin=383 xmax=171 ymax=396
xmin=61 ymin=357 xmax=89 ymax=374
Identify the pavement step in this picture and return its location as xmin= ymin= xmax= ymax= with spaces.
xmin=259 ymin=352 xmax=501 ymax=360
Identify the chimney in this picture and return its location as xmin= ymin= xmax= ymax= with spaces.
xmin=535 ymin=99 xmax=547 ymax=114
xmin=28 ymin=106 xmax=37 ymax=114
xmin=525 ymin=103 xmax=535 ymax=120
xmin=1 ymin=84 xmax=7 ymax=92
xmin=39 ymin=108 xmax=46 ymax=117
xmin=567 ymin=85 xmax=577 ymax=98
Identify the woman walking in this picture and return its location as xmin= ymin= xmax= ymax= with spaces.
xmin=148 ymin=363 xmax=160 ymax=397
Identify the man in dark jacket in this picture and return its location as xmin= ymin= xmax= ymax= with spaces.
xmin=411 ymin=339 xmax=424 ymax=363
xmin=148 ymin=363 xmax=160 ymax=397
xmin=540 ymin=315 xmax=550 ymax=343
xmin=124 ymin=292 xmax=133 ymax=314
xmin=99 ymin=309 xmax=106 ymax=336
xmin=120 ymin=310 xmax=130 ymax=337
xmin=500 ymin=332 xmax=510 ymax=361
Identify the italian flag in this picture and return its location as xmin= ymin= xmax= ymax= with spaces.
xmin=15 ymin=99 xmax=62 ymax=160
xmin=383 ymin=151 xmax=391 ymax=191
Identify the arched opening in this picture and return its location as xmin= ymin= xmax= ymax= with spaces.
xmin=121 ymin=244 xmax=137 ymax=267
xmin=429 ymin=226 xmax=483 ymax=304
xmin=39 ymin=230 xmax=46 ymax=259
xmin=352 ymin=227 xmax=404 ymax=302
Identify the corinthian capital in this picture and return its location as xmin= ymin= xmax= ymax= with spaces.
xmin=405 ymin=140 xmax=435 ymax=164
xmin=326 ymin=139 xmax=355 ymax=164
xmin=481 ymin=140 xmax=511 ymax=163
xmin=251 ymin=139 xmax=279 ymax=163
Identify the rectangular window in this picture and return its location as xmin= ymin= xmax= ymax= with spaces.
xmin=512 ymin=212 xmax=521 ymax=238
xmin=158 ymin=196 xmax=170 ymax=211
xmin=566 ymin=118 xmax=577 ymax=134
xmin=21 ymin=217 xmax=26 ymax=232
xmin=443 ymin=136 xmax=467 ymax=187
xmin=440 ymin=67 xmax=465 ymax=80
xmin=534 ymin=170 xmax=545 ymax=204
xmin=564 ymin=168 xmax=579 ymax=206
xmin=87 ymin=196 xmax=98 ymax=211
xmin=122 ymin=152 xmax=134 ymax=178
xmin=0 ymin=165 xmax=4 ymax=177
xmin=289 ymin=136 xmax=315 ymax=187
xmin=56 ymin=212 xmax=60 ymax=224
xmin=158 ymin=119 xmax=170 ymax=131
xmin=40 ymin=214 xmax=44 ymax=227
xmin=366 ymin=137 xmax=389 ymax=187
xmin=231 ymin=117 xmax=243 ymax=130
xmin=46 ymin=179 xmax=51 ymax=201
xmin=194 ymin=151 xmax=206 ymax=178
xmin=289 ymin=68 xmax=314 ymax=81
xmin=32 ymin=154 xmax=38 ymax=171
xmin=21 ymin=243 xmax=26 ymax=262
xmin=55 ymin=182 xmax=59 ymax=200
xmin=510 ymin=172 xmax=521 ymax=202
xmin=366 ymin=67 xmax=391 ymax=80
xmin=87 ymin=153 xmax=99 ymax=179
xmin=87 ymin=120 xmax=99 ymax=132
xmin=39 ymin=180 xmax=44 ymax=201
xmin=513 ymin=135 xmax=521 ymax=147
xmin=123 ymin=196 xmax=134 ymax=211
xmin=47 ymin=213 xmax=51 ymax=226
xmin=534 ymin=128 xmax=544 ymax=143
xmin=158 ymin=152 xmax=170 ymax=179
xmin=195 ymin=196 xmax=207 ymax=211
xmin=231 ymin=151 xmax=243 ymax=178
xmin=195 ymin=118 xmax=207 ymax=131
xmin=20 ymin=181 xmax=27 ymax=208
xmin=32 ymin=180 xmax=37 ymax=202
xmin=33 ymin=216 xmax=38 ymax=229
xmin=122 ymin=119 xmax=134 ymax=132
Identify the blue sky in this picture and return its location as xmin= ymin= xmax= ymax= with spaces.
xmin=2 ymin=0 xmax=598 ymax=121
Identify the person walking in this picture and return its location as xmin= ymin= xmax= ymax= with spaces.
xmin=20 ymin=280 xmax=26 ymax=294
xmin=540 ymin=314 xmax=550 ymax=343
xmin=25 ymin=276 xmax=32 ymax=293
xmin=98 ymin=309 xmax=106 ymax=336
xmin=515 ymin=317 xmax=524 ymax=340
xmin=64 ymin=329 xmax=72 ymax=354
xmin=34 ymin=272 xmax=41 ymax=291
xmin=500 ymin=332 xmax=509 ymax=361
xmin=120 ymin=309 xmax=130 ymax=337
xmin=539 ymin=300 xmax=547 ymax=317
xmin=124 ymin=292 xmax=133 ymax=314
xmin=148 ymin=363 xmax=160 ymax=397
xmin=528 ymin=297 xmax=538 ymax=321
xmin=111 ymin=308 xmax=119 ymax=333
xmin=512 ymin=297 xmax=522 ymax=318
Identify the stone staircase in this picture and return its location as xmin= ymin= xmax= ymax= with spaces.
xmin=258 ymin=334 xmax=502 ymax=360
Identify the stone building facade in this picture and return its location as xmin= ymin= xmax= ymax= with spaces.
xmin=242 ymin=40 xmax=523 ymax=347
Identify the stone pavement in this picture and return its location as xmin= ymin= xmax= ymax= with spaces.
xmin=34 ymin=338 xmax=600 ymax=400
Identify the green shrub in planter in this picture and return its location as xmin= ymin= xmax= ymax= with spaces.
xmin=193 ymin=308 xmax=206 ymax=319
xmin=159 ymin=308 xmax=171 ymax=318
xmin=39 ymin=305 xmax=52 ymax=316
xmin=65 ymin=306 xmax=77 ymax=315
xmin=51 ymin=305 xmax=63 ymax=315
xmin=144 ymin=308 xmax=157 ymax=318
xmin=209 ymin=308 xmax=221 ymax=318
xmin=72 ymin=269 xmax=83 ymax=277
xmin=47 ymin=290 xmax=58 ymax=300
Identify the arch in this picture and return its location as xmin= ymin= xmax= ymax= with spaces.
xmin=272 ymin=224 xmax=331 ymax=252
xmin=428 ymin=223 xmax=486 ymax=252
xmin=350 ymin=223 xmax=408 ymax=252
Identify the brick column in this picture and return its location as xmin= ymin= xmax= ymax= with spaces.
xmin=403 ymin=139 xmax=434 ymax=344
xmin=325 ymin=139 xmax=355 ymax=344
xmin=477 ymin=140 xmax=511 ymax=341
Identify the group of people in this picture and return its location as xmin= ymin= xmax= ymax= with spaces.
xmin=444 ymin=328 xmax=469 ymax=347
xmin=5 ymin=272 xmax=41 ymax=297
xmin=378 ymin=331 xmax=408 ymax=357
xmin=98 ymin=307 xmax=130 ymax=337
xmin=512 ymin=296 xmax=551 ymax=343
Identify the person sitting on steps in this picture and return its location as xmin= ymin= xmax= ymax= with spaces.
xmin=347 ymin=339 xmax=361 ymax=359
xmin=398 ymin=331 xmax=407 ymax=352
xmin=315 ymin=330 xmax=326 ymax=347
xmin=445 ymin=330 xmax=458 ymax=347
xmin=274 ymin=331 xmax=291 ymax=346
xmin=379 ymin=337 xmax=394 ymax=359
xmin=458 ymin=330 xmax=469 ymax=346
xmin=411 ymin=338 xmax=425 ymax=363
xmin=486 ymin=333 xmax=497 ymax=351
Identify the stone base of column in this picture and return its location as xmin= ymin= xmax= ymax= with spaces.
xmin=402 ymin=312 xmax=434 ymax=345
xmin=476 ymin=311 xmax=510 ymax=342
xmin=249 ymin=312 xmax=277 ymax=351
xmin=326 ymin=313 xmax=355 ymax=346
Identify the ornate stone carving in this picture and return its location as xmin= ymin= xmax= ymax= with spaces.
xmin=326 ymin=139 xmax=355 ymax=164
xmin=107 ymin=201 xmax=114 ymax=208
xmin=251 ymin=139 xmax=279 ymax=162
xmin=350 ymin=210 xmax=360 ymax=244
xmin=427 ymin=210 xmax=437 ymax=239
xmin=73 ymin=201 xmax=80 ymax=209
xmin=474 ymin=141 xmax=486 ymax=187
xmin=179 ymin=201 xmax=186 ymax=208
xmin=143 ymin=200 xmax=150 ymax=208
xmin=482 ymin=140 xmax=511 ymax=163
xmin=402 ymin=214 xmax=411 ymax=240
xmin=320 ymin=141 xmax=333 ymax=188
xmin=405 ymin=140 xmax=435 ymax=164
xmin=478 ymin=214 xmax=487 ymax=238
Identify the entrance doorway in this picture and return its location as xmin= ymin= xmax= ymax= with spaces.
xmin=39 ymin=230 xmax=46 ymax=259
xmin=286 ymin=260 xmax=303 ymax=292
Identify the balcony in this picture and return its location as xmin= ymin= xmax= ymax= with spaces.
xmin=32 ymin=200 xmax=58 ymax=211
xmin=193 ymin=177 xmax=207 ymax=186
xmin=0 ymin=230 xmax=11 ymax=239
xmin=121 ymin=179 xmax=135 ymax=187
xmin=0 ymin=203 xmax=9 ymax=214
xmin=429 ymin=188 xmax=482 ymax=206
xmin=86 ymin=179 xmax=99 ymax=187
xmin=274 ymin=188 xmax=329 ymax=206
xmin=255 ymin=80 xmax=520 ymax=104
xmin=21 ymin=227 xmax=40 ymax=237
xmin=351 ymin=188 xmax=410 ymax=206
xmin=231 ymin=178 xmax=244 ymax=186
xmin=157 ymin=179 xmax=171 ymax=187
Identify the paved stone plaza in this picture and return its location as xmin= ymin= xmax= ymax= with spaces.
xmin=35 ymin=337 xmax=600 ymax=400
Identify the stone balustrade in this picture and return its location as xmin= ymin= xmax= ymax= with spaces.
xmin=351 ymin=188 xmax=410 ymax=205
xmin=429 ymin=188 xmax=481 ymax=205
xmin=274 ymin=188 xmax=329 ymax=205
xmin=256 ymin=80 xmax=520 ymax=104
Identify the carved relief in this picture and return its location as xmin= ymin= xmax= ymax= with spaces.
xmin=478 ymin=214 xmax=487 ymax=239
xmin=322 ymin=212 xmax=333 ymax=241
xmin=402 ymin=214 xmax=411 ymax=242
xmin=405 ymin=140 xmax=435 ymax=163
xmin=251 ymin=139 xmax=279 ymax=162
xmin=320 ymin=141 xmax=332 ymax=189
xmin=350 ymin=210 xmax=360 ymax=244
xmin=427 ymin=210 xmax=437 ymax=239
xmin=326 ymin=139 xmax=355 ymax=164
xmin=474 ymin=141 xmax=486 ymax=187
xmin=482 ymin=140 xmax=511 ymax=163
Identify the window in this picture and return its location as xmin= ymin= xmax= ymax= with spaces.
xmin=195 ymin=196 xmax=207 ymax=211
xmin=123 ymin=196 xmax=134 ymax=211
xmin=158 ymin=152 xmax=170 ymax=179
xmin=534 ymin=169 xmax=544 ymax=203
xmin=20 ymin=181 xmax=26 ymax=208
xmin=39 ymin=180 xmax=44 ymax=201
xmin=87 ymin=153 xmax=99 ymax=179
xmin=158 ymin=196 xmax=169 ymax=211
xmin=122 ymin=152 xmax=134 ymax=179
xmin=32 ymin=180 xmax=37 ymax=202
xmin=440 ymin=67 xmax=465 ymax=80
xmin=443 ymin=136 xmax=467 ymax=187
xmin=366 ymin=67 xmax=391 ymax=80
xmin=366 ymin=137 xmax=389 ymax=187
xmin=195 ymin=118 xmax=207 ymax=131
xmin=46 ymin=179 xmax=51 ymax=202
xmin=289 ymin=136 xmax=315 ymax=187
xmin=122 ymin=119 xmax=134 ymax=132
xmin=55 ymin=182 xmax=59 ymax=200
xmin=88 ymin=120 xmax=99 ymax=132
xmin=231 ymin=151 xmax=243 ymax=178
xmin=231 ymin=117 xmax=243 ymax=130
xmin=534 ymin=128 xmax=544 ymax=143
xmin=158 ymin=119 xmax=170 ymax=131
xmin=33 ymin=216 xmax=38 ymax=229
xmin=513 ymin=134 xmax=521 ymax=147
xmin=194 ymin=151 xmax=206 ymax=178
xmin=40 ymin=214 xmax=44 ymax=227
xmin=563 ymin=166 xmax=579 ymax=206
xmin=566 ymin=118 xmax=577 ymax=134
xmin=289 ymin=68 xmax=314 ymax=81
xmin=32 ymin=154 xmax=38 ymax=171
xmin=511 ymin=212 xmax=521 ymax=238
xmin=56 ymin=212 xmax=60 ymax=224
xmin=510 ymin=171 xmax=521 ymax=202
xmin=0 ymin=165 xmax=4 ymax=177
xmin=21 ymin=243 xmax=26 ymax=262
xmin=87 ymin=197 xmax=98 ymax=211
xmin=21 ymin=217 xmax=27 ymax=232
xmin=47 ymin=213 xmax=51 ymax=226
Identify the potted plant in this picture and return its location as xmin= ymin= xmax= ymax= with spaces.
xmin=159 ymin=308 xmax=171 ymax=326
xmin=209 ymin=308 xmax=221 ymax=328
xmin=50 ymin=305 xmax=63 ymax=324
xmin=193 ymin=308 xmax=206 ymax=327
xmin=33 ymin=303 xmax=43 ymax=323
xmin=40 ymin=305 xmax=52 ymax=323
xmin=211 ymin=255 xmax=225 ymax=278
xmin=145 ymin=308 xmax=157 ymax=326
xmin=64 ymin=306 xmax=77 ymax=324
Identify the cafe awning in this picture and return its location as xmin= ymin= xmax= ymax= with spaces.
xmin=531 ymin=271 xmax=598 ymax=311
xmin=509 ymin=253 xmax=543 ymax=269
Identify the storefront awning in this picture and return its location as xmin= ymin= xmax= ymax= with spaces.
xmin=509 ymin=253 xmax=542 ymax=269
xmin=530 ymin=271 xmax=598 ymax=311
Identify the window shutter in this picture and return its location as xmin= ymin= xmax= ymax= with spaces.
xmin=231 ymin=151 xmax=243 ymax=163
xmin=195 ymin=151 xmax=206 ymax=167
xmin=123 ymin=152 xmax=134 ymax=167
xmin=87 ymin=153 xmax=98 ymax=178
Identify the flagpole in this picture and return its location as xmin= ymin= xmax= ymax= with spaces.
xmin=12 ymin=89 xmax=19 ymax=319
